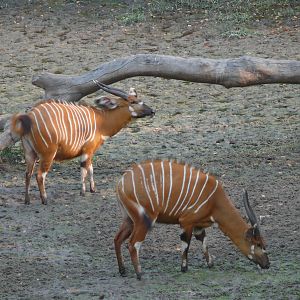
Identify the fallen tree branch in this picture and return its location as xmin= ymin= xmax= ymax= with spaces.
xmin=1 ymin=54 xmax=299 ymax=150
xmin=0 ymin=114 xmax=11 ymax=130
xmin=0 ymin=129 xmax=14 ymax=151
xmin=32 ymin=54 xmax=300 ymax=102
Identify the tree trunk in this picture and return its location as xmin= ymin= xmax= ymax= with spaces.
xmin=32 ymin=54 xmax=300 ymax=102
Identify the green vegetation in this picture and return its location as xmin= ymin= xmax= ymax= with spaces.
xmin=0 ymin=145 xmax=23 ymax=164
xmin=118 ymin=0 xmax=299 ymax=36
xmin=3 ymin=1 xmax=297 ymax=36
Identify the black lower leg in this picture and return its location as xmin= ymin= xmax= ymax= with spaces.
xmin=180 ymin=231 xmax=191 ymax=272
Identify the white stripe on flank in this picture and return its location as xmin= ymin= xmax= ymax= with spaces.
xmin=75 ymin=104 xmax=87 ymax=149
xmin=44 ymin=103 xmax=60 ymax=143
xmin=35 ymin=107 xmax=52 ymax=143
xmin=77 ymin=105 xmax=90 ymax=143
xmin=161 ymin=161 xmax=165 ymax=207
xmin=73 ymin=104 xmax=85 ymax=148
xmin=50 ymin=102 xmax=63 ymax=142
xmin=31 ymin=110 xmax=48 ymax=147
xmin=51 ymin=102 xmax=65 ymax=141
xmin=77 ymin=105 xmax=89 ymax=147
xmin=194 ymin=180 xmax=219 ymax=213
xmin=67 ymin=103 xmax=78 ymax=150
xmin=59 ymin=103 xmax=68 ymax=144
xmin=85 ymin=106 xmax=94 ymax=141
xmin=84 ymin=106 xmax=94 ymax=141
xmin=188 ymin=174 xmax=209 ymax=210
xmin=68 ymin=104 xmax=80 ymax=152
xmin=91 ymin=110 xmax=97 ymax=142
xmin=163 ymin=161 xmax=173 ymax=213
xmin=173 ymin=166 xmax=194 ymax=215
xmin=64 ymin=105 xmax=73 ymax=146
xmin=30 ymin=127 xmax=39 ymax=153
xmin=55 ymin=103 xmax=68 ymax=145
xmin=150 ymin=162 xmax=159 ymax=205
xmin=70 ymin=103 xmax=83 ymax=152
xmin=65 ymin=104 xmax=75 ymax=150
xmin=169 ymin=164 xmax=187 ymax=216
xmin=41 ymin=104 xmax=58 ymax=143
xmin=138 ymin=164 xmax=155 ymax=212
xmin=121 ymin=175 xmax=125 ymax=195
xmin=129 ymin=170 xmax=140 ymax=206
xmin=182 ymin=169 xmax=201 ymax=211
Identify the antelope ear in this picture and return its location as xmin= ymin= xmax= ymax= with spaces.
xmin=128 ymin=87 xmax=137 ymax=97
xmin=94 ymin=97 xmax=118 ymax=110
xmin=245 ymin=228 xmax=254 ymax=241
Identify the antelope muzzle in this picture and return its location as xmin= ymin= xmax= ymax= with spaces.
xmin=132 ymin=102 xmax=155 ymax=118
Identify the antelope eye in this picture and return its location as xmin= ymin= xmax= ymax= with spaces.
xmin=256 ymin=242 xmax=263 ymax=248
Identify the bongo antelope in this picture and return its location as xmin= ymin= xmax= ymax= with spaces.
xmin=115 ymin=160 xmax=270 ymax=280
xmin=10 ymin=82 xmax=154 ymax=205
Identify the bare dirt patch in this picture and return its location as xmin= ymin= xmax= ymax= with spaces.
xmin=0 ymin=2 xmax=299 ymax=299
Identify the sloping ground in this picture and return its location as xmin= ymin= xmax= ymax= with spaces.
xmin=0 ymin=2 xmax=299 ymax=299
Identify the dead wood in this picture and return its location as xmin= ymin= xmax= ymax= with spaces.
xmin=1 ymin=54 xmax=299 ymax=150
xmin=32 ymin=54 xmax=300 ymax=102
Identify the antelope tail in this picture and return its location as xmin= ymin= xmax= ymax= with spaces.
xmin=117 ymin=184 xmax=152 ymax=231
xmin=10 ymin=114 xmax=32 ymax=137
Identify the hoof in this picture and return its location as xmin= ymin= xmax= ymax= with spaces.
xmin=206 ymin=255 xmax=214 ymax=268
xmin=119 ymin=267 xmax=126 ymax=277
xmin=90 ymin=185 xmax=96 ymax=193
xmin=136 ymin=272 xmax=142 ymax=280
xmin=25 ymin=195 xmax=30 ymax=205
xmin=80 ymin=191 xmax=86 ymax=197
xmin=41 ymin=199 xmax=48 ymax=205
xmin=181 ymin=265 xmax=188 ymax=273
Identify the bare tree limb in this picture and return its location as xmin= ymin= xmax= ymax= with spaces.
xmin=32 ymin=54 xmax=300 ymax=102
xmin=0 ymin=114 xmax=11 ymax=130
xmin=0 ymin=129 xmax=14 ymax=151
xmin=1 ymin=54 xmax=299 ymax=151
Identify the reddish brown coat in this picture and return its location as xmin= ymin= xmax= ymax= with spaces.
xmin=115 ymin=160 xmax=270 ymax=279
xmin=10 ymin=85 xmax=154 ymax=205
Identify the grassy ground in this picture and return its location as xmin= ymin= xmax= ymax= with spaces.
xmin=0 ymin=1 xmax=299 ymax=299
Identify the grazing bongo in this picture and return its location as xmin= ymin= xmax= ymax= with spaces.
xmin=10 ymin=82 xmax=154 ymax=204
xmin=115 ymin=160 xmax=270 ymax=280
